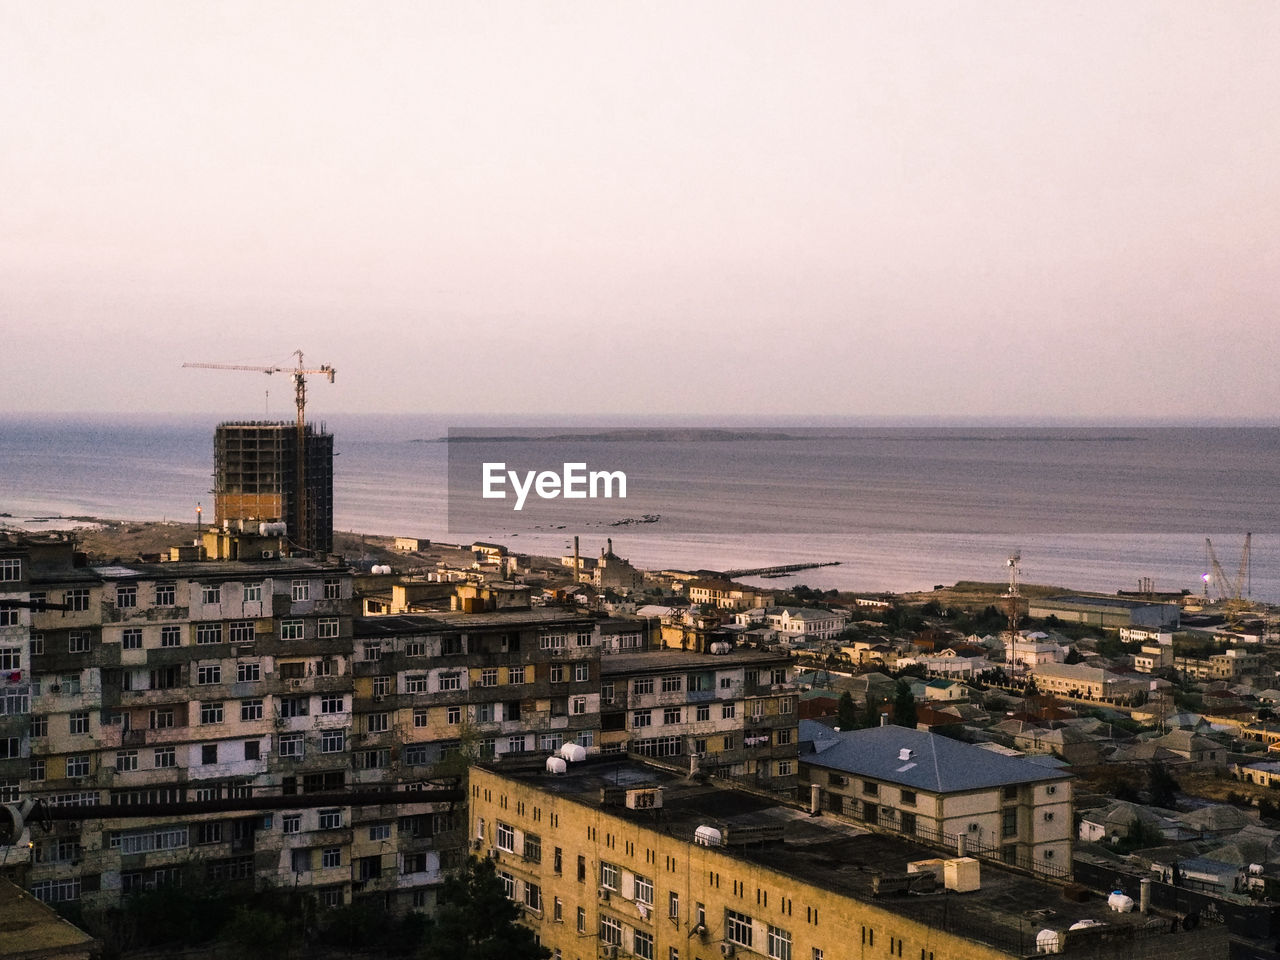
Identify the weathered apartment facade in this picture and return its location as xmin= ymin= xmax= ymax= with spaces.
xmin=599 ymin=649 xmax=799 ymax=796
xmin=0 ymin=536 xmax=609 ymax=913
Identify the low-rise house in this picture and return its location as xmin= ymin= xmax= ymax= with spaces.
xmin=1031 ymin=662 xmax=1144 ymax=703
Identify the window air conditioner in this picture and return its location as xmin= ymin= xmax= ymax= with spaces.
xmin=720 ymin=943 xmax=736 ymax=958
xmin=598 ymin=886 xmax=611 ymax=902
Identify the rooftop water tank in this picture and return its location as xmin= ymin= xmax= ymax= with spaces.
xmin=560 ymin=743 xmax=588 ymax=763
xmin=1107 ymin=891 xmax=1134 ymax=913
xmin=545 ymin=757 xmax=567 ymax=775
xmin=694 ymin=825 xmax=723 ymax=847
xmin=1035 ymin=929 xmax=1061 ymax=954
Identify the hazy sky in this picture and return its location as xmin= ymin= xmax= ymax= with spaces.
xmin=4 ymin=2 xmax=1278 ymax=420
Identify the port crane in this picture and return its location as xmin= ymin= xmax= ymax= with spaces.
xmin=1204 ymin=534 xmax=1252 ymax=615
xmin=182 ymin=350 xmax=335 ymax=554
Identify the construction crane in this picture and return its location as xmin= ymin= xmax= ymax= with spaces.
xmin=183 ymin=350 xmax=335 ymax=553
xmin=1204 ymin=534 xmax=1252 ymax=614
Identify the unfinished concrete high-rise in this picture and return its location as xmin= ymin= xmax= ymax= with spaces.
xmin=213 ymin=422 xmax=334 ymax=556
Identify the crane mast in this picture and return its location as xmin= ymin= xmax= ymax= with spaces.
xmin=182 ymin=350 xmax=335 ymax=554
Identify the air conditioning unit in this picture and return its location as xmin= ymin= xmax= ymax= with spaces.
xmin=598 ymin=886 xmax=611 ymax=902
xmin=720 ymin=943 xmax=736 ymax=958
xmin=1046 ymin=785 xmax=1057 ymax=795
xmin=374 ymin=695 xmax=385 ymax=703
xmin=693 ymin=923 xmax=708 ymax=939
xmin=968 ymin=823 xmax=979 ymax=832
xmin=1044 ymin=812 xmax=1055 ymax=822
xmin=605 ymin=947 xmax=619 ymax=960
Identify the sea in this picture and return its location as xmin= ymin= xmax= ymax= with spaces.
xmin=1 ymin=413 xmax=1278 ymax=603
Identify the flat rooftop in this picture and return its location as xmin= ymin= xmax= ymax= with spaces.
xmin=602 ymin=648 xmax=787 ymax=675
xmin=479 ymin=756 xmax=1180 ymax=958
xmin=355 ymin=608 xmax=597 ymax=636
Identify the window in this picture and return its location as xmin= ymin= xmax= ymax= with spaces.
xmin=116 ymin=585 xmax=137 ymax=608
xmin=474 ymin=703 xmax=495 ymax=722
xmin=201 ymin=584 xmax=221 ymax=605
xmin=227 ymin=620 xmax=253 ymax=644
xmin=153 ymin=746 xmax=175 ymax=768
xmin=237 ymin=662 xmax=261 ymax=682
xmin=696 ymin=704 xmax=710 ymax=722
xmin=862 ymin=780 xmax=880 ymax=797
xmin=369 ymin=823 xmax=392 ymax=842
xmin=405 ymin=674 xmax=429 ymax=694
xmin=779 ymin=696 xmax=795 ymax=714
xmin=319 ymin=809 xmax=342 ymax=829
xmin=0 ymin=558 xmax=20 ymax=581
xmin=571 ymin=697 xmax=587 ymax=715
xmin=540 ymin=633 xmax=566 ymax=650
xmin=320 ymin=694 xmax=344 ymax=714
xmin=291 ymin=849 xmax=312 ymax=873
xmin=30 ymin=633 xmax=43 ymax=655
xmin=320 ymin=730 xmax=344 ymax=753
xmin=574 ymin=662 xmax=590 ymax=682
xmin=440 ymin=635 xmax=463 ymax=656
xmin=366 ymin=713 xmax=389 ymax=734
xmin=122 ymin=628 xmax=142 ymax=650
xmin=66 ymin=588 xmax=89 ymax=611
xmin=318 ymin=618 xmax=339 ymax=639
xmin=723 ymin=735 xmax=735 ymax=750
xmin=30 ymin=758 xmax=45 ymax=781
xmin=776 ymin=760 xmax=794 ymax=777
xmin=372 ymin=675 xmax=390 ymax=697
xmin=280 ymin=620 xmax=303 ymax=641
xmin=68 ymin=632 xmax=90 ymax=654
xmin=634 ymin=930 xmax=654 ymax=960
xmin=278 ymin=734 xmax=303 ymax=758
xmin=635 ymin=874 xmax=654 ymax=906
xmin=600 ymin=861 xmax=620 ymax=889
xmin=241 ymin=699 xmax=264 ymax=721
xmin=634 ymin=677 xmax=654 ymax=695
xmin=281 ymin=814 xmax=301 ymax=835
xmin=633 ymin=710 xmax=652 ymax=728
xmin=66 ymin=755 xmax=90 ymax=777
xmin=480 ymin=668 xmax=499 ymax=687
xmin=150 ymin=581 xmax=174 ymax=605
xmin=160 ymin=625 xmax=181 ymax=647
xmin=550 ymin=664 xmax=565 ymax=683
xmin=439 ymin=673 xmax=461 ymax=691
xmin=197 ymin=664 xmax=221 ymax=684
xmin=200 ymin=702 xmax=224 ymax=724
xmin=509 ymin=665 xmax=526 ymax=684
xmin=149 ymin=708 xmax=174 ymax=729
xmin=524 ymin=881 xmax=543 ymax=912
xmin=1003 ymin=784 xmax=1019 ymax=801
xmin=243 ymin=583 xmax=262 ymax=603
xmin=30 ymin=716 xmax=47 ymax=737
xmin=669 ymin=890 xmax=680 ymax=919
xmin=323 ymin=578 xmax=340 ymax=600
xmin=496 ymin=821 xmax=515 ymax=852
xmin=662 ymin=676 xmax=682 ymax=693
xmin=663 ymin=707 xmax=682 ymax=725
xmin=1002 ymin=809 xmax=1018 ymax=839
xmin=768 ymin=926 xmax=792 ymax=960
xmin=292 ymin=580 xmax=310 ymax=602
xmin=280 ymin=697 xmax=308 ymax=718
xmin=196 ymin=623 xmax=222 ymax=645
xmin=0 ymin=608 xmax=17 ymax=627
xmin=722 ymin=702 xmax=736 ymax=719
xmin=70 ymin=712 xmax=89 ymax=735
xmin=201 ymin=744 xmax=218 ymax=765
xmin=901 ymin=789 xmax=916 ymax=806
xmin=115 ymin=750 xmax=138 ymax=772
xmin=600 ymin=916 xmax=623 ymax=947
xmin=321 ymin=848 xmax=341 ymax=869
xmin=726 ymin=910 xmax=754 ymax=948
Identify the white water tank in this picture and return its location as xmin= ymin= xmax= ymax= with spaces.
xmin=560 ymin=743 xmax=587 ymax=763
xmin=545 ymin=757 xmax=567 ymax=775
xmin=1035 ymin=929 xmax=1062 ymax=954
xmin=694 ymin=825 xmax=723 ymax=847
xmin=371 ymin=564 xmax=392 ymax=575
xmin=1107 ymin=891 xmax=1134 ymax=913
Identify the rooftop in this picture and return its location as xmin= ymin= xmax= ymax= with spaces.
xmin=479 ymin=755 xmax=1158 ymax=957
xmin=799 ymin=722 xmax=1072 ymax=791
xmin=601 ymin=647 xmax=788 ymax=676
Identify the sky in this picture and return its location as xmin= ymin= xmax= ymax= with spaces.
xmin=3 ymin=2 xmax=1278 ymax=420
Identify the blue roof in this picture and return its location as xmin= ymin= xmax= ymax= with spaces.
xmin=801 ymin=724 xmax=1072 ymax=793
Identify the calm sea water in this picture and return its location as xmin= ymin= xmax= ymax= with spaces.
xmin=1 ymin=414 xmax=1277 ymax=602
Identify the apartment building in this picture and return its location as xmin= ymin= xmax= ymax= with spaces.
xmin=599 ymin=649 xmax=799 ymax=796
xmin=468 ymin=755 xmax=1171 ymax=960
xmin=0 ymin=539 xmax=32 ymax=806
xmin=799 ymin=723 xmax=1073 ymax=876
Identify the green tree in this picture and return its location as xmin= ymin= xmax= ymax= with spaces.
xmin=422 ymin=857 xmax=551 ymax=960
xmin=862 ymin=694 xmax=881 ymax=729
xmin=1147 ymin=763 xmax=1180 ymax=809
xmin=892 ymin=680 xmax=917 ymax=729
xmin=836 ymin=691 xmax=858 ymax=729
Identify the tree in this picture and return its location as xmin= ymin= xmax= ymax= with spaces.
xmin=836 ymin=691 xmax=858 ymax=730
xmin=1063 ymin=647 xmax=1085 ymax=664
xmin=1147 ymin=763 xmax=1180 ymax=810
xmin=422 ymin=857 xmax=551 ymax=960
xmin=892 ymin=679 xmax=917 ymax=729
xmin=862 ymin=694 xmax=881 ymax=729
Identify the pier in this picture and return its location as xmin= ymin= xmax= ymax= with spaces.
xmin=721 ymin=561 xmax=841 ymax=578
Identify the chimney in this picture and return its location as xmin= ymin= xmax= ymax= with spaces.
xmin=810 ymin=783 xmax=821 ymax=816
xmin=607 ymin=537 xmax=613 ymax=554
xmin=957 ymin=835 xmax=967 ymax=858
xmin=880 ymin=713 xmax=888 ymax=727
xmin=1139 ymin=877 xmax=1151 ymax=914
